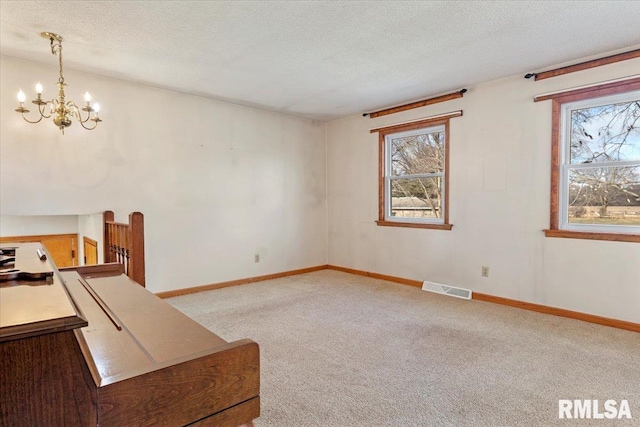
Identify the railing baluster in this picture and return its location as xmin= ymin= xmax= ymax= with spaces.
xmin=103 ymin=211 xmax=145 ymax=287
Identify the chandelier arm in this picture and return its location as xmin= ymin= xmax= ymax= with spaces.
xmin=21 ymin=112 xmax=45 ymax=124
xmin=67 ymin=101 xmax=89 ymax=123
xmin=78 ymin=119 xmax=99 ymax=131
xmin=38 ymin=102 xmax=53 ymax=119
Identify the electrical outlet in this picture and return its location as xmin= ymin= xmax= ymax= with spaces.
xmin=482 ymin=266 xmax=489 ymax=277
xmin=254 ymin=254 xmax=260 ymax=263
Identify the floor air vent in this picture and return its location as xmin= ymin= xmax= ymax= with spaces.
xmin=422 ymin=281 xmax=472 ymax=300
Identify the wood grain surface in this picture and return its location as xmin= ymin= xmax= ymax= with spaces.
xmin=187 ymin=397 xmax=260 ymax=426
xmin=60 ymin=262 xmax=125 ymax=278
xmin=0 ymin=330 xmax=97 ymax=426
xmin=543 ymin=229 xmax=640 ymax=243
xmin=533 ymin=49 xmax=640 ymax=81
xmin=98 ymin=340 xmax=260 ymax=426
xmin=0 ymin=243 xmax=87 ymax=342
xmin=60 ymin=270 xmax=231 ymax=385
xmin=61 ymin=269 xmax=260 ymax=426
xmin=368 ymin=90 xmax=465 ymax=118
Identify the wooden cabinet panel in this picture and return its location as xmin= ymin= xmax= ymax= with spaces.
xmin=0 ymin=234 xmax=78 ymax=267
xmin=0 ymin=330 xmax=97 ymax=426
xmin=83 ymin=236 xmax=98 ymax=265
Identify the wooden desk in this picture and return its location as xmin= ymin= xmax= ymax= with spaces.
xmin=1 ymin=243 xmax=260 ymax=426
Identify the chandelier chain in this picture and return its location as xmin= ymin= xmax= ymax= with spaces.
xmin=49 ymin=36 xmax=64 ymax=84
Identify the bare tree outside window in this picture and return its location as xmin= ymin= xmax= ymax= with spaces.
xmin=389 ymin=130 xmax=444 ymax=219
xmin=567 ymin=98 xmax=640 ymax=226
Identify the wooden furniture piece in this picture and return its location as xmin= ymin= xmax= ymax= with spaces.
xmin=83 ymin=236 xmax=98 ymax=265
xmin=0 ymin=233 xmax=78 ymax=267
xmin=103 ymin=211 xmax=145 ymax=286
xmin=1 ymin=243 xmax=260 ymax=426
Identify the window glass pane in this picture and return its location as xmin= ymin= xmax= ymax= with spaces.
xmin=390 ymin=177 xmax=443 ymax=219
xmin=391 ymin=131 xmax=444 ymax=175
xmin=570 ymin=98 xmax=640 ymax=164
xmin=568 ymin=165 xmax=640 ymax=226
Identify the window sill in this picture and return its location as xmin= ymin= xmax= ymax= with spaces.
xmin=376 ymin=220 xmax=453 ymax=230
xmin=543 ymin=229 xmax=640 ymax=243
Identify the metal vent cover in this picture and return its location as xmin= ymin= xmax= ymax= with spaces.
xmin=422 ymin=281 xmax=472 ymax=300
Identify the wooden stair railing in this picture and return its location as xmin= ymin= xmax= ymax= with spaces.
xmin=103 ymin=211 xmax=145 ymax=287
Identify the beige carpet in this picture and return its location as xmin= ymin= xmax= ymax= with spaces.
xmin=167 ymin=270 xmax=640 ymax=426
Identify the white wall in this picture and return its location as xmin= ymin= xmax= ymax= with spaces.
xmin=0 ymin=214 xmax=78 ymax=236
xmin=3 ymin=52 xmax=637 ymax=323
xmin=1 ymin=56 xmax=327 ymax=292
xmin=327 ymin=57 xmax=640 ymax=323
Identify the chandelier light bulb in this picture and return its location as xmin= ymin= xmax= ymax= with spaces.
xmin=17 ymin=89 xmax=26 ymax=103
xmin=93 ymin=103 xmax=100 ymax=113
xmin=84 ymin=92 xmax=91 ymax=103
xmin=35 ymin=82 xmax=43 ymax=94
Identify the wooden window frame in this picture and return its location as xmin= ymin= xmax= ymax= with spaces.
xmin=538 ymin=78 xmax=640 ymax=243
xmin=374 ymin=116 xmax=455 ymax=230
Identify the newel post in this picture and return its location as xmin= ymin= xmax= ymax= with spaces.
xmin=103 ymin=210 xmax=114 ymax=263
xmin=128 ymin=212 xmax=146 ymax=287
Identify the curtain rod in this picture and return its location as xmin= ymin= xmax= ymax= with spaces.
xmin=364 ymin=89 xmax=467 ymax=118
xmin=524 ymin=49 xmax=640 ymax=81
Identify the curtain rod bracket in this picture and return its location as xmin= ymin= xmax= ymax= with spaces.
xmin=524 ymin=73 xmax=537 ymax=79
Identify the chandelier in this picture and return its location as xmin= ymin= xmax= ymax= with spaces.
xmin=15 ymin=32 xmax=102 ymax=134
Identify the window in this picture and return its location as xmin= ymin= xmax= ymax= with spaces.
xmin=540 ymin=78 xmax=640 ymax=242
xmin=374 ymin=113 xmax=458 ymax=230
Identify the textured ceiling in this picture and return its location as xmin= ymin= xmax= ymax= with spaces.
xmin=1 ymin=1 xmax=640 ymax=121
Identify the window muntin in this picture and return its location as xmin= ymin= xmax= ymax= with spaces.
xmin=385 ymin=126 xmax=446 ymax=223
xmin=560 ymin=91 xmax=640 ymax=233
